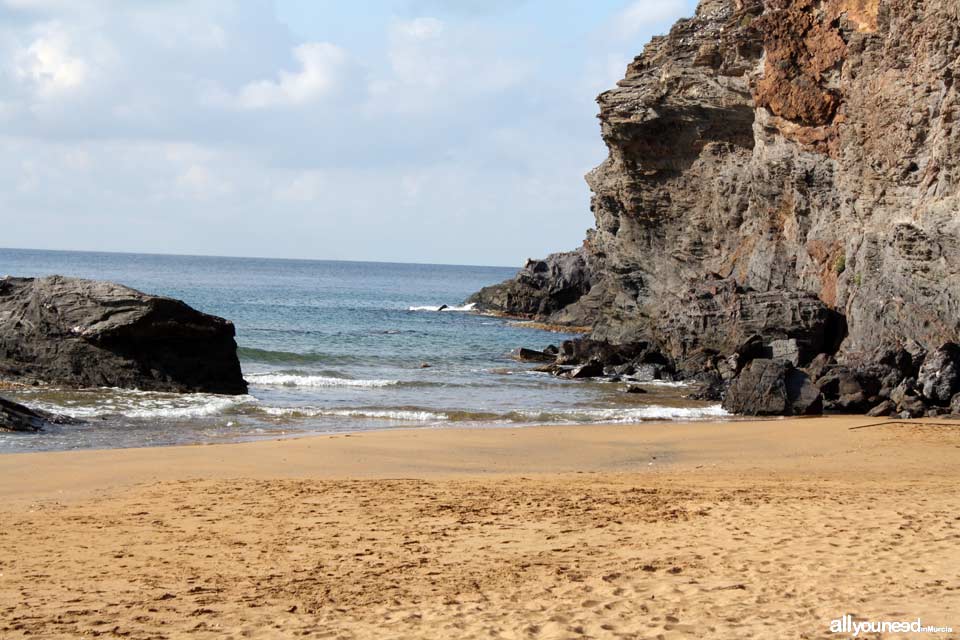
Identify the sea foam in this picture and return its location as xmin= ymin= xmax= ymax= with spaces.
xmin=515 ymin=405 xmax=729 ymax=423
xmin=246 ymin=373 xmax=400 ymax=388
xmin=32 ymin=394 xmax=257 ymax=420
xmin=408 ymin=303 xmax=476 ymax=312
xmin=261 ymin=407 xmax=446 ymax=421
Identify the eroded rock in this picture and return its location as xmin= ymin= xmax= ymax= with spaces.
xmin=723 ymin=359 xmax=823 ymax=416
xmin=917 ymin=343 xmax=960 ymax=405
xmin=0 ymin=276 xmax=247 ymax=394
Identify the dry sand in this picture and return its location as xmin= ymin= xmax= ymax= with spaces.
xmin=0 ymin=416 xmax=958 ymax=639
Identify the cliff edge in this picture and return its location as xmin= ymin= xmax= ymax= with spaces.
xmin=471 ymin=0 xmax=960 ymax=415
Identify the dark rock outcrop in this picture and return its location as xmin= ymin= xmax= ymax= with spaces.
xmin=468 ymin=248 xmax=596 ymax=326
xmin=866 ymin=399 xmax=895 ymax=417
xmin=723 ymin=359 xmax=823 ymax=416
xmin=567 ymin=361 xmax=605 ymax=379
xmin=0 ymin=276 xmax=247 ymax=395
xmin=0 ymin=396 xmax=81 ymax=432
xmin=917 ymin=344 xmax=960 ymax=405
xmin=889 ymin=378 xmax=927 ymax=418
xmin=511 ymin=348 xmax=555 ymax=363
xmin=470 ymin=0 xmax=960 ymax=415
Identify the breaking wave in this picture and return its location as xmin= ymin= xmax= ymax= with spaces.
xmin=255 ymin=404 xmax=728 ymax=425
xmin=31 ymin=393 xmax=258 ymax=420
xmin=260 ymin=407 xmax=447 ymax=422
xmin=245 ymin=373 xmax=400 ymax=388
xmin=408 ymin=303 xmax=477 ymax=312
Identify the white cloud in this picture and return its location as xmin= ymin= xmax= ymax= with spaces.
xmin=611 ymin=0 xmax=688 ymax=41
xmin=2 ymin=0 xmax=79 ymax=11
xmin=0 ymin=1 xmax=669 ymax=264
xmin=14 ymin=25 xmax=88 ymax=95
xmin=367 ymin=16 xmax=532 ymax=115
xmin=396 ymin=16 xmax=443 ymax=39
xmin=237 ymin=42 xmax=347 ymax=109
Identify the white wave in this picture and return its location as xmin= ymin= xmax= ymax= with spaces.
xmin=246 ymin=373 xmax=399 ymax=388
xmin=261 ymin=407 xmax=447 ymax=421
xmin=408 ymin=303 xmax=476 ymax=312
xmin=518 ymin=405 xmax=728 ymax=423
xmin=32 ymin=394 xmax=257 ymax=420
xmin=624 ymin=379 xmax=690 ymax=388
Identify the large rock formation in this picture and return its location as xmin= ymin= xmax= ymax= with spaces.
xmin=468 ymin=248 xmax=597 ymax=326
xmin=0 ymin=276 xmax=247 ymax=395
xmin=473 ymin=0 xmax=960 ymax=413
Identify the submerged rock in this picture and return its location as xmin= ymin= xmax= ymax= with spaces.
xmin=511 ymin=348 xmax=555 ymax=363
xmin=723 ymin=359 xmax=822 ymax=416
xmin=0 ymin=276 xmax=247 ymax=395
xmin=566 ymin=360 xmax=605 ymax=379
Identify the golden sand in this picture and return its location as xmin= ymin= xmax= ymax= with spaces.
xmin=0 ymin=417 xmax=957 ymax=638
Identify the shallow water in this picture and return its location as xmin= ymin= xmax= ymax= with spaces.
xmin=0 ymin=248 xmax=726 ymax=452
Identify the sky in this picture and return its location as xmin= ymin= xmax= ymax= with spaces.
xmin=0 ymin=0 xmax=697 ymax=266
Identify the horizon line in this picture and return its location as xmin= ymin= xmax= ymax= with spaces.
xmin=0 ymin=246 xmax=521 ymax=271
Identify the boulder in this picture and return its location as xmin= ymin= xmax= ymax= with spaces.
xmin=951 ymin=393 xmax=960 ymax=416
xmin=531 ymin=363 xmax=567 ymax=376
xmin=722 ymin=359 xmax=822 ymax=416
xmin=866 ymin=400 xmax=896 ymax=418
xmin=566 ymin=360 xmax=605 ymax=379
xmin=890 ymin=379 xmax=927 ymax=418
xmin=0 ymin=276 xmax=247 ymax=395
xmin=817 ymin=363 xmax=903 ymax=413
xmin=512 ymin=348 xmax=555 ymax=363
xmin=625 ymin=385 xmax=648 ymax=394
xmin=803 ymin=353 xmax=835 ymax=382
xmin=0 ymin=395 xmax=81 ymax=432
xmin=917 ymin=343 xmax=960 ymax=405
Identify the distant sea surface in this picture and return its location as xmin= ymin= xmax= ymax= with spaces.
xmin=0 ymin=248 xmax=726 ymax=452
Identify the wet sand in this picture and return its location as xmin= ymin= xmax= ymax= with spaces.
xmin=0 ymin=416 xmax=958 ymax=638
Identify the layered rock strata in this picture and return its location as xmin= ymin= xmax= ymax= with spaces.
xmin=472 ymin=0 xmax=960 ymax=415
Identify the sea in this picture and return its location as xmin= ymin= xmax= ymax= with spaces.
xmin=0 ymin=248 xmax=727 ymax=452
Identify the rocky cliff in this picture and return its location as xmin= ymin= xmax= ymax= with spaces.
xmin=477 ymin=0 xmax=960 ymax=392
xmin=475 ymin=0 xmax=960 ymax=372
xmin=0 ymin=276 xmax=248 ymax=395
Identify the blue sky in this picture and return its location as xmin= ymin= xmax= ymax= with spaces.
xmin=1 ymin=0 xmax=696 ymax=266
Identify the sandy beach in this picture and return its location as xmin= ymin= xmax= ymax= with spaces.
xmin=1 ymin=417 xmax=958 ymax=639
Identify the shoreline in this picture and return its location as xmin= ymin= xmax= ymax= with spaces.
xmin=0 ymin=415 xmax=955 ymax=502
xmin=1 ymin=416 xmax=957 ymax=638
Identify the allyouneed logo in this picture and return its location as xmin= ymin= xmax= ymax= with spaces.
xmin=829 ymin=615 xmax=953 ymax=636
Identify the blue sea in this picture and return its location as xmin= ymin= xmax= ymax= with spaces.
xmin=0 ymin=248 xmax=725 ymax=452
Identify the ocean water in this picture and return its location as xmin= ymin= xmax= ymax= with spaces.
xmin=0 ymin=248 xmax=726 ymax=452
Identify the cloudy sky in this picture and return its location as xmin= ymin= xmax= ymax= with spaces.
xmin=1 ymin=0 xmax=695 ymax=266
